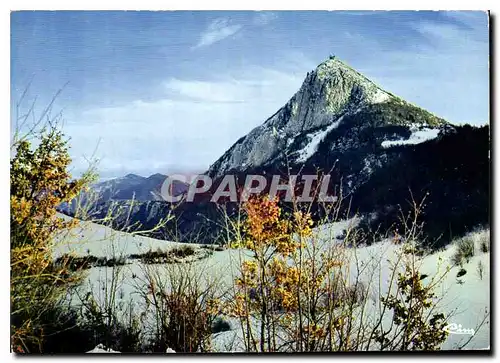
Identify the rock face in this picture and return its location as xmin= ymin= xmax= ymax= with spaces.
xmin=208 ymin=57 xmax=445 ymax=181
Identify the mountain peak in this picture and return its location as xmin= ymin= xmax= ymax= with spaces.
xmin=147 ymin=173 xmax=167 ymax=180
xmin=303 ymin=56 xmax=393 ymax=115
xmin=123 ymin=173 xmax=144 ymax=180
xmin=316 ymin=55 xmax=355 ymax=76
xmin=316 ymin=57 xmax=380 ymax=89
xmin=207 ymin=57 xmax=446 ymax=179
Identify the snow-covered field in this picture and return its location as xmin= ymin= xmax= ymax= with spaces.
xmin=53 ymin=213 xmax=203 ymax=259
xmin=53 ymin=214 xmax=490 ymax=351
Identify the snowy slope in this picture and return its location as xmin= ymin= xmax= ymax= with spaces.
xmin=211 ymin=229 xmax=490 ymax=351
xmin=381 ymin=127 xmax=440 ymax=148
xmin=53 ymin=213 xmax=201 ymax=259
xmin=55 ymin=216 xmax=490 ymax=352
xmin=296 ymin=116 xmax=344 ymax=162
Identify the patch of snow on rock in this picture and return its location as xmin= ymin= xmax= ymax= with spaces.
xmin=381 ymin=128 xmax=440 ymax=148
xmin=371 ymin=89 xmax=391 ymax=104
xmin=296 ymin=116 xmax=344 ymax=162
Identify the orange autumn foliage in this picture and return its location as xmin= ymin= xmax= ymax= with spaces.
xmin=10 ymin=128 xmax=94 ymax=352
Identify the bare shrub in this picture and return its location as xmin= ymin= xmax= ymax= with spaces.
xmin=130 ymin=245 xmax=197 ymax=264
xmin=452 ymin=238 xmax=475 ymax=266
xmin=477 ymin=261 xmax=484 ymax=280
xmin=172 ymin=245 xmax=195 ymax=258
xmin=80 ymin=296 xmax=144 ymax=353
xmin=341 ymin=281 xmax=368 ymax=307
xmin=479 ymin=234 xmax=489 ymax=253
xmin=133 ymin=262 xmax=225 ymax=352
xmin=54 ymin=254 xmax=127 ymax=271
xmin=450 ymin=251 xmax=464 ymax=267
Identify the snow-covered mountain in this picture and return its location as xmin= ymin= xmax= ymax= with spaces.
xmin=59 ymin=173 xmax=189 ymax=217
xmin=93 ymin=173 xmax=187 ymax=202
xmin=208 ymin=56 xmax=448 ymax=182
xmin=92 ymin=173 xmax=162 ymax=201
xmin=70 ymin=56 xmax=489 ymax=248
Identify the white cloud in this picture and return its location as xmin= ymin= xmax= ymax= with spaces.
xmin=193 ymin=18 xmax=243 ymax=49
xmin=163 ymin=72 xmax=293 ymax=103
xmin=192 ymin=13 xmax=276 ymax=50
xmin=164 ymin=78 xmax=249 ymax=103
xmin=414 ymin=22 xmax=462 ymax=40
xmin=252 ymin=12 xmax=277 ymax=26
xmin=65 ymin=65 xmax=308 ymax=178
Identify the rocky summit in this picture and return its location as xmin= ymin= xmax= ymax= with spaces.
xmin=208 ymin=56 xmax=447 ymax=182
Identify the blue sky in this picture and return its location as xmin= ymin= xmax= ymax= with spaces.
xmin=11 ymin=11 xmax=489 ymax=179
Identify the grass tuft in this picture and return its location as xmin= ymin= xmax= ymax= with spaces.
xmin=451 ymin=237 xmax=475 ymax=266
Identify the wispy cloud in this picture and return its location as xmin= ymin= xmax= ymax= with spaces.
xmin=164 ymin=78 xmax=248 ymax=103
xmin=252 ymin=12 xmax=277 ymax=26
xmin=193 ymin=13 xmax=277 ymax=50
xmin=412 ymin=21 xmax=467 ymax=42
xmin=193 ymin=18 xmax=242 ymax=49
xmin=163 ymin=73 xmax=292 ymax=104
